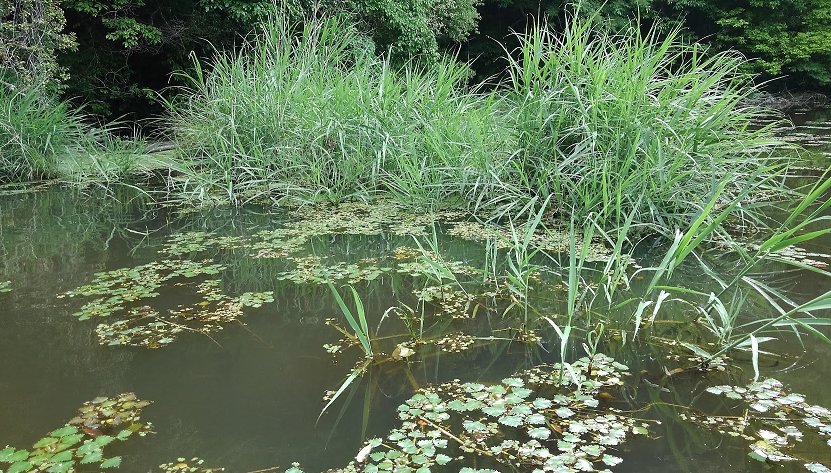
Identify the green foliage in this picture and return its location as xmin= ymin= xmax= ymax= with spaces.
xmin=504 ymin=9 xmax=784 ymax=230
xmin=0 ymin=83 xmax=149 ymax=183
xmin=0 ymin=86 xmax=81 ymax=180
xmin=169 ymin=11 xmax=784 ymax=235
xmin=350 ymin=0 xmax=482 ymax=62
xmin=168 ymin=14 xmax=512 ymax=208
xmin=64 ymin=256 xmax=277 ymax=348
xmin=0 ymin=0 xmax=75 ymax=92
xmin=159 ymin=457 xmax=224 ymax=472
xmin=0 ymin=393 xmax=153 ymax=473
xmin=668 ymin=0 xmax=831 ymax=88
xmin=347 ymin=355 xmax=646 ymax=473
xmin=698 ymin=379 xmax=831 ymax=467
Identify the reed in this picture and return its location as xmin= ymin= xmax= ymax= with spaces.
xmin=503 ymin=8 xmax=786 ymax=231
xmin=168 ymin=8 xmax=786 ymax=240
xmin=167 ymin=15 xmax=512 ymax=208
xmin=0 ymin=86 xmax=148 ymax=183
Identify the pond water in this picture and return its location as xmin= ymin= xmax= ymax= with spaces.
xmin=1 ymin=111 xmax=831 ymax=473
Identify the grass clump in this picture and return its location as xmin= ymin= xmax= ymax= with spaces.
xmin=168 ymin=8 xmax=787 ymax=236
xmin=504 ymin=9 xmax=784 ymax=231
xmin=167 ymin=15 xmax=513 ymax=207
xmin=0 ymin=86 xmax=83 ymax=180
xmin=0 ymin=85 xmax=149 ymax=183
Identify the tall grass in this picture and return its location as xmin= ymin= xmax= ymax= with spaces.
xmin=504 ymin=9 xmax=785 ymax=231
xmin=167 ymin=15 xmax=513 ymax=207
xmin=0 ymin=86 xmax=148 ymax=183
xmin=0 ymin=87 xmax=82 ymax=180
xmin=168 ymin=8 xmax=788 ymax=237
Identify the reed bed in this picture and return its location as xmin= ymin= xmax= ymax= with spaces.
xmin=168 ymin=10 xmax=787 ymax=236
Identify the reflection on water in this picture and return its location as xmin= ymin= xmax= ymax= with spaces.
xmin=1 ymin=112 xmax=831 ymax=473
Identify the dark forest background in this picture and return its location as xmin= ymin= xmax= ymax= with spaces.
xmin=4 ymin=0 xmax=831 ymax=122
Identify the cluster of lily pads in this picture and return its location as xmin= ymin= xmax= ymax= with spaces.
xmin=679 ymin=378 xmax=831 ymax=471
xmin=296 ymin=355 xmax=648 ymax=473
xmin=0 ymin=394 xmax=229 ymax=473
xmin=62 ymin=259 xmax=273 ymax=348
xmin=0 ymin=393 xmax=153 ymax=473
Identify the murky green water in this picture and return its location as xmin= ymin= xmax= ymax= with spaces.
xmin=1 ymin=112 xmax=831 ymax=473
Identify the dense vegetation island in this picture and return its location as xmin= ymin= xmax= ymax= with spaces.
xmin=2 ymin=2 xmax=831 ymax=473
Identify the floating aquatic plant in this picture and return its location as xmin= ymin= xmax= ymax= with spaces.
xmin=95 ymin=286 xmax=273 ymax=348
xmin=63 ymin=259 xmax=226 ymax=321
xmin=0 ymin=280 xmax=10 ymax=293
xmin=276 ymin=256 xmax=392 ymax=285
xmin=414 ymin=285 xmax=500 ymax=320
xmin=158 ymin=457 xmax=224 ymax=472
xmin=681 ymin=378 xmax=831 ymax=470
xmin=160 ymin=232 xmax=251 ymax=257
xmin=434 ymin=333 xmax=476 ymax=353
xmin=0 ymin=393 xmax=153 ymax=473
xmin=326 ymin=355 xmax=649 ymax=473
xmin=63 ymin=260 xmax=273 ymax=348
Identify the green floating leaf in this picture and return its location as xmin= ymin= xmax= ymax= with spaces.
xmin=526 ymin=414 xmax=546 ymax=425
xmin=101 ymin=455 xmax=122 ymax=468
xmin=581 ymin=444 xmax=602 ymax=456
xmin=435 ymin=454 xmax=452 ymax=466
xmin=555 ymin=407 xmax=575 ymax=418
xmin=499 ymin=415 xmax=523 ymax=427
xmin=95 ymin=435 xmax=116 ymax=447
xmin=50 ymin=426 xmax=78 ymax=438
xmin=33 ymin=437 xmax=58 ymax=448
xmin=533 ymin=398 xmax=553 ymax=409
xmin=805 ymin=463 xmax=831 ymax=473
xmin=482 ymin=405 xmax=506 ymax=416
xmin=502 ymin=378 xmax=524 ymax=387
xmin=46 ymin=460 xmax=73 ymax=472
xmin=4 ymin=449 xmax=29 ymax=463
xmin=8 ymin=461 xmax=33 ymax=473
xmin=463 ymin=420 xmax=486 ymax=432
xmin=602 ymin=455 xmax=623 ymax=467
xmin=81 ymin=450 xmax=103 ymax=464
xmin=0 ymin=446 xmax=15 ymax=461
xmin=512 ymin=387 xmax=533 ymax=399
xmin=528 ymin=427 xmax=551 ymax=439
xmin=51 ymin=450 xmax=73 ymax=463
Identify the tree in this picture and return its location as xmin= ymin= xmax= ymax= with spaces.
xmin=0 ymin=0 xmax=75 ymax=92
xmin=668 ymin=0 xmax=831 ymax=88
